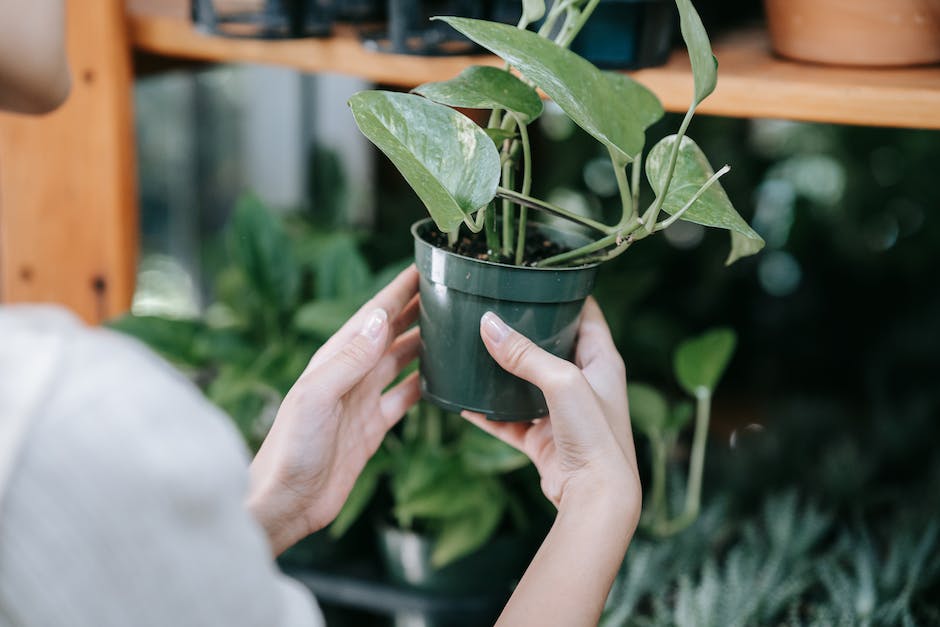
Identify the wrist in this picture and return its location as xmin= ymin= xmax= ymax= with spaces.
xmin=245 ymin=476 xmax=310 ymax=556
xmin=557 ymin=466 xmax=641 ymax=539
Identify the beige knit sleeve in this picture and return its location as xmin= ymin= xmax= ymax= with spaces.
xmin=0 ymin=308 xmax=324 ymax=627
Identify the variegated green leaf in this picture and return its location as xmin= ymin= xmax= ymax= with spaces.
xmin=349 ymin=91 xmax=500 ymax=233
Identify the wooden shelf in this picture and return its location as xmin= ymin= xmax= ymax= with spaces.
xmin=128 ymin=0 xmax=940 ymax=129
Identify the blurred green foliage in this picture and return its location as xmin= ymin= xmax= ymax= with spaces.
xmin=113 ymin=192 xmax=540 ymax=570
xmin=112 ymin=192 xmax=384 ymax=451
xmin=331 ymin=402 xmax=537 ymax=568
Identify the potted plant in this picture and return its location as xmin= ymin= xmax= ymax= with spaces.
xmin=349 ymin=0 xmax=764 ymax=420
xmin=329 ymin=402 xmax=544 ymax=594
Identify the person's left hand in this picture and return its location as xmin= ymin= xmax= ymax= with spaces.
xmin=246 ymin=266 xmax=422 ymax=555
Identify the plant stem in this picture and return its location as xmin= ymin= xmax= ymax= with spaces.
xmin=537 ymin=0 xmax=575 ymax=37
xmin=631 ymin=150 xmax=642 ymax=220
xmin=516 ymin=118 xmax=533 ymax=193
xmin=496 ymin=113 xmax=522 ymax=257
xmin=501 ymin=163 xmax=516 ymax=256
xmin=652 ymin=391 xmax=712 ymax=536
xmin=447 ymin=229 xmax=458 ymax=247
xmin=463 ymin=207 xmax=487 ymax=233
xmin=557 ymin=0 xmax=602 ymax=48
xmin=590 ymin=234 xmax=637 ymax=264
xmin=648 ymin=434 xmax=668 ymax=524
xmin=485 ymin=203 xmax=499 ymax=252
xmin=488 ymin=108 xmax=502 ymax=130
xmin=515 ymin=208 xmax=528 ymax=265
xmin=642 ymin=106 xmax=695 ymax=232
xmin=654 ymin=165 xmax=731 ymax=232
xmin=684 ymin=391 xmax=711 ymax=518
xmin=539 ymin=217 xmax=643 ymax=266
xmin=538 ymin=231 xmax=617 ymax=267
xmin=512 ymin=114 xmax=533 ymax=265
xmin=609 ymin=147 xmax=634 ymax=228
xmin=496 ymin=187 xmax=614 ymax=235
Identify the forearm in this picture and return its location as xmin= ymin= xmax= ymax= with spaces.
xmin=496 ymin=489 xmax=637 ymax=627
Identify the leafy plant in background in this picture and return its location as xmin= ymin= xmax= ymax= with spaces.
xmin=812 ymin=523 xmax=940 ymax=626
xmin=599 ymin=378 xmax=940 ymax=626
xmin=329 ymin=402 xmax=536 ymax=568
xmin=629 ymin=328 xmax=736 ymax=535
xmin=113 ymin=193 xmax=536 ymax=568
xmin=350 ymin=0 xmax=763 ymax=267
xmin=111 ymin=192 xmax=401 ymax=450
xmin=602 ymin=493 xmax=940 ymax=626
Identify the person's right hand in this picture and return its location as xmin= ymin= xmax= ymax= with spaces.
xmin=462 ymin=297 xmax=641 ymax=526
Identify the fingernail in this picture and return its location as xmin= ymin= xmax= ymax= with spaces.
xmin=481 ymin=311 xmax=509 ymax=345
xmin=362 ymin=308 xmax=387 ymax=341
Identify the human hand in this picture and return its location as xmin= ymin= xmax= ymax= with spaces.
xmin=462 ymin=297 xmax=641 ymax=526
xmin=246 ymin=266 xmax=422 ymax=555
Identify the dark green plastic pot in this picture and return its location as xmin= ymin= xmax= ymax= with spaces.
xmin=412 ymin=218 xmax=599 ymax=421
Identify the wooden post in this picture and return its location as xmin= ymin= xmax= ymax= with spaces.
xmin=0 ymin=0 xmax=137 ymax=324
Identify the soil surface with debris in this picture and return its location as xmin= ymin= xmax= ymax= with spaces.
xmin=423 ymin=227 xmax=573 ymax=266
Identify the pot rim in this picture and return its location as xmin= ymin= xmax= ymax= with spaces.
xmin=410 ymin=217 xmax=602 ymax=273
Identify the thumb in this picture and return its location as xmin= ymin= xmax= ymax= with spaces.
xmin=479 ymin=311 xmax=581 ymax=399
xmin=316 ymin=308 xmax=388 ymax=397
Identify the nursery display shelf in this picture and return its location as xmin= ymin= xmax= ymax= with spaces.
xmin=128 ymin=1 xmax=940 ymax=130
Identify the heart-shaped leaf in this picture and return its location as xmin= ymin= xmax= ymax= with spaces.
xmin=438 ymin=17 xmax=663 ymax=163
xmin=329 ymin=449 xmax=390 ymax=538
xmin=628 ymin=382 xmax=669 ymax=437
xmin=431 ymin=485 xmax=506 ymax=567
xmin=666 ymin=401 xmax=694 ymax=433
xmin=293 ymin=300 xmax=361 ymax=339
xmin=349 ymin=91 xmax=500 ymax=233
xmin=674 ymin=328 xmax=737 ymax=398
xmin=675 ymin=0 xmax=717 ymax=106
xmin=231 ymin=193 xmax=300 ymax=313
xmin=646 ymin=135 xmax=764 ymax=264
xmin=459 ymin=427 xmax=530 ymax=474
xmin=312 ymin=233 xmax=373 ymax=301
xmin=728 ymin=230 xmax=766 ymax=265
xmin=109 ymin=315 xmax=208 ymax=367
xmin=395 ymin=461 xmax=492 ymax=521
xmin=414 ymin=65 xmax=543 ymax=124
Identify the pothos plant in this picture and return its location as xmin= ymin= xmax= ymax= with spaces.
xmin=349 ymin=0 xmax=764 ymax=268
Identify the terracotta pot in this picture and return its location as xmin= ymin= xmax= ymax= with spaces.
xmin=764 ymin=0 xmax=940 ymax=67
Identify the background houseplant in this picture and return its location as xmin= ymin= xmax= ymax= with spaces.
xmin=329 ymin=402 xmax=545 ymax=594
xmin=129 ymin=35 xmax=940 ymax=618
xmin=113 ymin=193 xmax=546 ymax=593
xmin=349 ymin=0 xmax=764 ymax=420
xmin=112 ymin=192 xmax=394 ymax=452
xmin=600 ymin=391 xmax=940 ymax=626
xmin=629 ymin=327 xmax=737 ymax=536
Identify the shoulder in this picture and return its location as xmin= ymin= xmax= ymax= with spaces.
xmin=1 ymin=304 xmax=251 ymax=504
xmin=0 ymin=306 xmax=325 ymax=626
